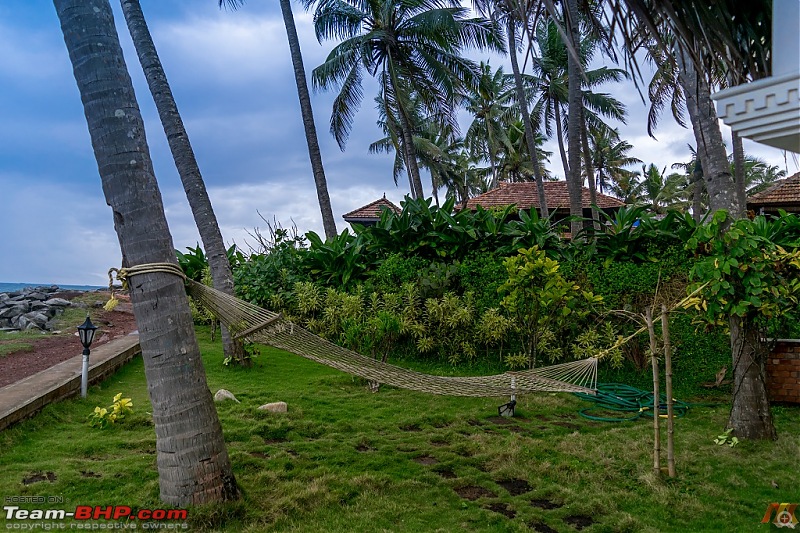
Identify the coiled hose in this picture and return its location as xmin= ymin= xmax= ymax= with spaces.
xmin=573 ymin=383 xmax=692 ymax=422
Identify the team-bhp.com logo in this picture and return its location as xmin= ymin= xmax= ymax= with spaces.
xmin=4 ymin=505 xmax=187 ymax=528
xmin=762 ymin=503 xmax=799 ymax=529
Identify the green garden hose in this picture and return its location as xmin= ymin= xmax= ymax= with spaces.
xmin=573 ymin=383 xmax=692 ymax=422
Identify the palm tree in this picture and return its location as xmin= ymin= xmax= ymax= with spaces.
xmin=278 ymin=0 xmax=338 ymax=239
xmin=494 ymin=119 xmax=553 ymax=183
xmin=54 ymin=0 xmax=238 ymax=505
xmin=309 ymin=0 xmax=502 ymax=200
xmin=120 ymin=0 xmax=246 ymax=366
xmin=637 ymin=163 xmax=687 ymax=213
xmin=589 ymin=128 xmax=641 ymax=194
xmin=528 ymin=18 xmax=626 ymax=183
xmin=473 ymin=0 xmax=550 ymax=217
xmin=671 ymin=150 xmax=708 ymax=221
xmin=463 ymin=62 xmax=515 ymax=189
xmin=370 ymin=89 xmax=451 ymax=204
xmin=729 ymin=154 xmax=787 ymax=197
xmin=606 ymin=0 xmax=770 ymax=83
xmin=675 ymin=37 xmax=770 ymax=441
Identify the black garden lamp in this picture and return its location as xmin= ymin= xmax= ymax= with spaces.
xmin=77 ymin=316 xmax=98 ymax=398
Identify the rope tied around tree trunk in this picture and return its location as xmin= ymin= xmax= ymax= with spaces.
xmin=105 ymin=262 xmax=186 ymax=311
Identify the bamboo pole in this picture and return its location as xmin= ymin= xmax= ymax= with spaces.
xmin=646 ymin=308 xmax=660 ymax=476
xmin=662 ymin=304 xmax=675 ymax=477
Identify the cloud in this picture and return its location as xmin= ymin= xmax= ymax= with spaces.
xmin=0 ymin=173 xmax=120 ymax=286
xmin=0 ymin=18 xmax=71 ymax=84
xmin=161 ymin=177 xmax=405 ymax=255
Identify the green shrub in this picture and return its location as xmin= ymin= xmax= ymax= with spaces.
xmin=234 ymin=238 xmax=309 ymax=308
xmin=456 ymin=252 xmax=506 ymax=311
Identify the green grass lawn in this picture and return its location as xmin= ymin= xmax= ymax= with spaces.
xmin=0 ymin=326 xmax=797 ymax=532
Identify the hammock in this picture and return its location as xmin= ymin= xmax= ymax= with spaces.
xmin=183 ymin=279 xmax=598 ymax=397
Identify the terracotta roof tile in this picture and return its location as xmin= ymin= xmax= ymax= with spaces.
xmin=462 ymin=181 xmax=625 ymax=211
xmin=342 ymin=196 xmax=401 ymax=220
xmin=747 ymin=172 xmax=800 ymax=207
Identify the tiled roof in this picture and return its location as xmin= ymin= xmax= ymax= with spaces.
xmin=342 ymin=196 xmax=401 ymax=220
xmin=462 ymin=181 xmax=625 ymax=211
xmin=747 ymin=172 xmax=800 ymax=207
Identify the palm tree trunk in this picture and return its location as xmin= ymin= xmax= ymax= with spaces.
xmin=565 ymin=0 xmax=585 ymax=240
xmin=729 ymin=318 xmax=776 ymax=440
xmin=731 ymin=131 xmax=748 ymax=213
xmin=55 ymin=0 xmax=238 ymax=504
xmin=507 ymin=21 xmax=549 ymax=218
xmin=279 ymin=0 xmax=338 ymax=239
xmin=676 ymin=49 xmax=742 ymax=217
xmin=120 ymin=0 xmax=247 ymax=367
xmin=386 ymin=57 xmax=424 ymax=200
xmin=580 ymin=114 xmax=599 ymax=231
xmin=677 ymin=48 xmax=773 ymax=440
xmin=553 ymin=104 xmax=571 ymax=179
xmin=396 ymin=105 xmax=424 ymax=199
xmin=691 ymin=159 xmax=705 ymax=222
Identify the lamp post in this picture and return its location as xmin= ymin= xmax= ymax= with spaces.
xmin=77 ymin=316 xmax=98 ymax=398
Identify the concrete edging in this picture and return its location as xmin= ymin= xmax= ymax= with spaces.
xmin=0 ymin=334 xmax=141 ymax=431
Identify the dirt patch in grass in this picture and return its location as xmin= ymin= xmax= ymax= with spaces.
xmin=434 ymin=469 xmax=457 ymax=479
xmin=263 ymin=437 xmax=287 ymax=445
xmin=485 ymin=503 xmax=516 ymax=519
xmin=399 ymin=423 xmax=421 ymax=432
xmin=355 ymin=444 xmax=374 ymax=452
xmin=486 ymin=416 xmax=516 ymax=425
xmin=530 ymin=498 xmax=562 ymax=510
xmin=413 ymin=455 xmax=438 ymax=465
xmin=527 ymin=520 xmax=558 ymax=533
xmin=497 ymin=478 xmax=531 ymax=496
xmin=552 ymin=421 xmax=581 ymax=430
xmin=475 ymin=461 xmax=492 ymax=472
xmin=454 ymin=485 xmax=496 ymax=501
xmin=22 ymin=472 xmax=57 ymax=485
xmin=80 ymin=471 xmax=101 ymax=478
xmin=430 ymin=440 xmax=449 ymax=447
xmin=249 ymin=452 xmax=269 ymax=459
xmin=564 ymin=515 xmax=594 ymax=530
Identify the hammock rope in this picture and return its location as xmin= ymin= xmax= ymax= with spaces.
xmin=184 ymin=275 xmax=599 ymax=397
xmin=108 ymin=262 xmax=599 ymax=397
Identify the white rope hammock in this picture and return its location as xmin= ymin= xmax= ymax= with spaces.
xmin=109 ymin=262 xmax=599 ymax=397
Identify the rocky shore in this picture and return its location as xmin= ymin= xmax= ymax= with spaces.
xmin=0 ymin=285 xmax=96 ymax=333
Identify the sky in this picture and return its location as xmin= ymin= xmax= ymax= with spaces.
xmin=0 ymin=1 xmax=796 ymax=286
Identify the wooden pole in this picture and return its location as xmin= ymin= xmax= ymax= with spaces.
xmin=661 ymin=304 xmax=676 ymax=477
xmin=646 ymin=308 xmax=660 ymax=476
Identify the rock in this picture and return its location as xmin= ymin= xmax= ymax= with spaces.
xmin=23 ymin=312 xmax=49 ymax=329
xmin=45 ymin=298 xmax=72 ymax=307
xmin=0 ymin=327 xmax=20 ymax=333
xmin=26 ymin=292 xmax=48 ymax=301
xmin=0 ymin=305 xmax=28 ymax=319
xmin=13 ymin=315 xmax=31 ymax=330
xmin=30 ymin=302 xmax=49 ymax=312
xmin=257 ymin=401 xmax=287 ymax=413
xmin=213 ymin=389 xmax=240 ymax=403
